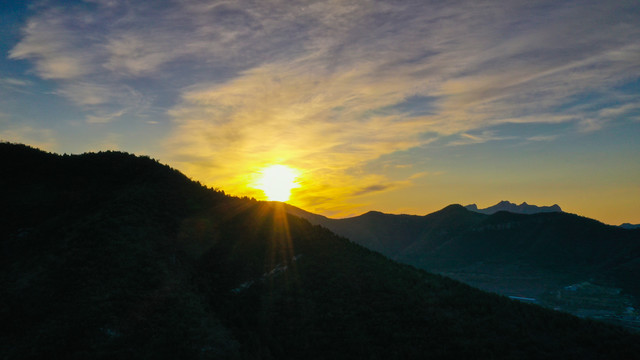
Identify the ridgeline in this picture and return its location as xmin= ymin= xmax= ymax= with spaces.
xmin=2 ymin=143 xmax=639 ymax=359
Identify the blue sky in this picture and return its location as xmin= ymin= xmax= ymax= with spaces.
xmin=1 ymin=0 xmax=639 ymax=224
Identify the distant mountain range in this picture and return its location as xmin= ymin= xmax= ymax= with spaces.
xmin=3 ymin=142 xmax=640 ymax=359
xmin=285 ymin=202 xmax=640 ymax=329
xmin=465 ymin=200 xmax=562 ymax=215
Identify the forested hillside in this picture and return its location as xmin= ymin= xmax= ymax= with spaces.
xmin=2 ymin=143 xmax=639 ymax=359
xmin=286 ymin=204 xmax=640 ymax=296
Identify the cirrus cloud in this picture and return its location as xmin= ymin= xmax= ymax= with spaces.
xmin=6 ymin=0 xmax=640 ymax=216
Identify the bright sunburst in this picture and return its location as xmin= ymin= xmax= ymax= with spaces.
xmin=255 ymin=165 xmax=300 ymax=202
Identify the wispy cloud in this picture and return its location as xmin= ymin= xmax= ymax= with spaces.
xmin=0 ymin=77 xmax=31 ymax=87
xmin=598 ymin=103 xmax=640 ymax=119
xmin=162 ymin=0 xmax=639 ymax=213
xmin=165 ymin=59 xmax=433 ymax=208
xmin=351 ymin=183 xmax=397 ymax=197
xmin=7 ymin=0 xmax=640 ymax=216
xmin=86 ymin=110 xmax=126 ymax=124
xmin=9 ymin=9 xmax=95 ymax=80
xmin=447 ymin=131 xmax=514 ymax=146
xmin=54 ymin=82 xmax=147 ymax=123
xmin=57 ymin=82 xmax=116 ymax=106
xmin=526 ymin=135 xmax=558 ymax=142
xmin=0 ymin=77 xmax=33 ymax=96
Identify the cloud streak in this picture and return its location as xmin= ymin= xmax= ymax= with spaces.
xmin=7 ymin=0 xmax=640 ymax=216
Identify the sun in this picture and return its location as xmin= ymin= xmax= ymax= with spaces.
xmin=255 ymin=164 xmax=300 ymax=202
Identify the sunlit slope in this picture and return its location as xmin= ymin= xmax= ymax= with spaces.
xmin=2 ymin=143 xmax=639 ymax=359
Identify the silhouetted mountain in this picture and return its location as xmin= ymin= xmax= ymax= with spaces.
xmin=2 ymin=142 xmax=640 ymax=359
xmin=287 ymin=203 xmax=640 ymax=329
xmin=621 ymin=223 xmax=640 ymax=230
xmin=465 ymin=200 xmax=562 ymax=214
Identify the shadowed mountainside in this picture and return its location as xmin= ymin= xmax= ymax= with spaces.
xmin=2 ymin=142 xmax=640 ymax=359
xmin=285 ymin=203 xmax=640 ymax=328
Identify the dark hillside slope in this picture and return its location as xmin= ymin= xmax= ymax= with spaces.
xmin=287 ymin=203 xmax=640 ymax=300
xmin=2 ymin=143 xmax=639 ymax=359
xmin=284 ymin=204 xmax=486 ymax=258
xmin=403 ymin=210 xmax=640 ymax=271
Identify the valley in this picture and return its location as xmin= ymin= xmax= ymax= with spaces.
xmin=443 ymin=266 xmax=640 ymax=331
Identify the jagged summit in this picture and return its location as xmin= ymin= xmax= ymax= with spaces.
xmin=465 ymin=200 xmax=562 ymax=215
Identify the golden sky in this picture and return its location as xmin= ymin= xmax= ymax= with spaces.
xmin=1 ymin=0 xmax=639 ymax=224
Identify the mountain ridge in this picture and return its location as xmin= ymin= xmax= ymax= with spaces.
xmin=3 ymin=142 xmax=640 ymax=358
xmin=285 ymin=202 xmax=640 ymax=330
xmin=465 ymin=200 xmax=563 ymax=215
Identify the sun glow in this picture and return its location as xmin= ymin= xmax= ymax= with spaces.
xmin=255 ymin=165 xmax=300 ymax=202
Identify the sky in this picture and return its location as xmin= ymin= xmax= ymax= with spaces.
xmin=1 ymin=0 xmax=639 ymax=225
